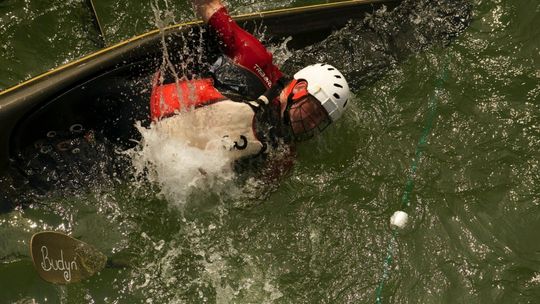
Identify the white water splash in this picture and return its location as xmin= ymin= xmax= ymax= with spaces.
xmin=200 ymin=250 xmax=284 ymax=304
xmin=267 ymin=36 xmax=294 ymax=67
xmin=125 ymin=122 xmax=236 ymax=207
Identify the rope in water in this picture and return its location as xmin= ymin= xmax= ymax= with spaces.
xmin=374 ymin=58 xmax=449 ymax=303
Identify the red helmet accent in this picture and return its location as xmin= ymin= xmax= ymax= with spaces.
xmin=283 ymin=79 xmax=309 ymax=102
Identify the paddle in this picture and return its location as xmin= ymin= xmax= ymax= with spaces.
xmin=30 ymin=231 xmax=107 ymax=284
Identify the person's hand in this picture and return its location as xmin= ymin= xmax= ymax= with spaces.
xmin=191 ymin=0 xmax=224 ymax=22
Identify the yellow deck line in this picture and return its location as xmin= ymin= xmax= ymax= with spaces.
xmin=0 ymin=0 xmax=387 ymax=96
xmin=0 ymin=19 xmax=200 ymax=97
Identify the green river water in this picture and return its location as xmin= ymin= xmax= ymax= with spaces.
xmin=1 ymin=0 xmax=539 ymax=303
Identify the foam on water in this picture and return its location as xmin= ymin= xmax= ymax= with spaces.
xmin=126 ymin=122 xmax=236 ymax=207
xmin=128 ymin=218 xmax=285 ymax=304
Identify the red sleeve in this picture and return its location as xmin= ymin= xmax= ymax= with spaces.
xmin=207 ymin=7 xmax=283 ymax=89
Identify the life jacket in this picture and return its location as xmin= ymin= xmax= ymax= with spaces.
xmin=150 ymin=54 xmax=272 ymax=122
xmin=150 ymin=77 xmax=226 ymax=121
xmin=209 ymin=56 xmax=268 ymax=100
xmin=149 ymin=70 xmax=291 ymax=161
xmin=155 ymin=100 xmax=266 ymax=161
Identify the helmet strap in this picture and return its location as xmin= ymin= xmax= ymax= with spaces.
xmin=257 ymin=76 xmax=292 ymax=105
xmin=282 ymin=93 xmax=295 ymax=127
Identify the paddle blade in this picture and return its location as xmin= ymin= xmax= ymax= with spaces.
xmin=30 ymin=231 xmax=107 ymax=284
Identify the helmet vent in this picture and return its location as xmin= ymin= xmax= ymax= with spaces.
xmin=333 ymin=93 xmax=340 ymax=99
xmin=334 ymin=75 xmax=342 ymax=79
xmin=328 ymin=68 xmax=335 ymax=71
xmin=343 ymin=99 xmax=348 ymax=107
xmin=334 ymin=83 xmax=343 ymax=88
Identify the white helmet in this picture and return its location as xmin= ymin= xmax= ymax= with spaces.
xmin=293 ymin=63 xmax=350 ymax=122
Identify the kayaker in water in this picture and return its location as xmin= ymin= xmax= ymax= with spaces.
xmin=0 ymin=0 xmax=473 ymax=211
xmin=150 ymin=0 xmax=351 ymax=169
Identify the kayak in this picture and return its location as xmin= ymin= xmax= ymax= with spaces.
xmin=0 ymin=0 xmax=400 ymax=172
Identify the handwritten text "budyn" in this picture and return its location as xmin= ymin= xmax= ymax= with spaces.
xmin=40 ymin=246 xmax=78 ymax=282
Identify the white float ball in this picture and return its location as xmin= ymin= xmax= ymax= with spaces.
xmin=390 ymin=211 xmax=409 ymax=229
